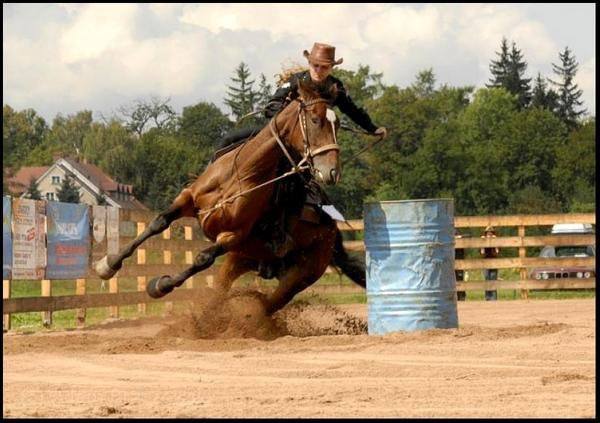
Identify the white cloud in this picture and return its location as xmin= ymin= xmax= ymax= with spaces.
xmin=2 ymin=3 xmax=595 ymax=120
xmin=577 ymin=56 xmax=595 ymax=116
xmin=59 ymin=4 xmax=138 ymax=64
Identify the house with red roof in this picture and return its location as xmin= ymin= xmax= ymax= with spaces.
xmin=7 ymin=157 xmax=148 ymax=210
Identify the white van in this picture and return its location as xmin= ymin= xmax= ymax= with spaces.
xmin=551 ymin=223 xmax=594 ymax=235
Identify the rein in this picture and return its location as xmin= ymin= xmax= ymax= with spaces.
xmin=198 ymin=98 xmax=337 ymax=219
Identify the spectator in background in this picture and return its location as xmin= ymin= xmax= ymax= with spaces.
xmin=455 ymin=228 xmax=467 ymax=301
xmin=480 ymin=225 xmax=500 ymax=301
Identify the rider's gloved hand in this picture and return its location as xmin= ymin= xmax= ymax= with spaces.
xmin=374 ymin=127 xmax=388 ymax=139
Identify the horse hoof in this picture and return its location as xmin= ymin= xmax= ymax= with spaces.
xmin=146 ymin=276 xmax=174 ymax=299
xmin=95 ymin=256 xmax=118 ymax=280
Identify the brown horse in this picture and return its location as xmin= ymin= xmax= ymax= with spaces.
xmin=94 ymin=80 xmax=362 ymax=314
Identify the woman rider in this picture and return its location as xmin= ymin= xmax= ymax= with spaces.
xmin=217 ymin=42 xmax=388 ymax=261
xmin=217 ymin=42 xmax=387 ymax=150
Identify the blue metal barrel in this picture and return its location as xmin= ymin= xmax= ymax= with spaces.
xmin=364 ymin=199 xmax=458 ymax=334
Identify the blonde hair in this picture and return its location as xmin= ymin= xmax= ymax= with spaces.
xmin=275 ymin=59 xmax=308 ymax=87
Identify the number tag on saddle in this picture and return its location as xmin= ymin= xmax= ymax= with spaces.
xmin=320 ymin=204 xmax=346 ymax=221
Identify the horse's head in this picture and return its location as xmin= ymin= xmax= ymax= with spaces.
xmin=287 ymin=79 xmax=341 ymax=185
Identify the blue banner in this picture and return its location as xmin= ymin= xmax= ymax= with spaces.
xmin=3 ymin=196 xmax=12 ymax=279
xmin=46 ymin=202 xmax=90 ymax=279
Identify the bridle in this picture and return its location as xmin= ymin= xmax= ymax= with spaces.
xmin=197 ymin=97 xmax=340 ymax=221
xmin=269 ymin=97 xmax=340 ymax=175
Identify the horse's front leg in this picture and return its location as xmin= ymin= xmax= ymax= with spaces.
xmin=95 ymin=188 xmax=195 ymax=280
xmin=146 ymin=243 xmax=226 ymax=298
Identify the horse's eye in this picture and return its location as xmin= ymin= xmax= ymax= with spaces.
xmin=311 ymin=117 xmax=320 ymax=125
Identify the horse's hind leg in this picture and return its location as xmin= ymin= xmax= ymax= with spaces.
xmin=95 ymin=188 xmax=195 ymax=280
xmin=146 ymin=243 xmax=226 ymax=298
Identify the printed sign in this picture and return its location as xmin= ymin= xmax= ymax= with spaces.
xmin=106 ymin=206 xmax=119 ymax=255
xmin=93 ymin=205 xmax=107 ymax=243
xmin=3 ymin=196 xmax=12 ymax=279
xmin=46 ymin=202 xmax=90 ymax=279
xmin=12 ymin=198 xmax=46 ymax=279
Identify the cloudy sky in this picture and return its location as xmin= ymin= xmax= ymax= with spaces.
xmin=3 ymin=3 xmax=596 ymax=122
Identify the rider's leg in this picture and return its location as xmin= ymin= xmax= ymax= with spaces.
xmin=216 ymin=125 xmax=263 ymax=150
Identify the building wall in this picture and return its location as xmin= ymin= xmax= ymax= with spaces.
xmin=37 ymin=167 xmax=99 ymax=206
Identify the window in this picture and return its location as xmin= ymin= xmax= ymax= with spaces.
xmin=52 ymin=176 xmax=60 ymax=185
xmin=46 ymin=192 xmax=55 ymax=201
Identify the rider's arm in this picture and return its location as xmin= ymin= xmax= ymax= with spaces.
xmin=264 ymin=78 xmax=298 ymax=119
xmin=334 ymin=82 xmax=378 ymax=134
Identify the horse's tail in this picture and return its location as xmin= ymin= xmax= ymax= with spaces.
xmin=331 ymin=228 xmax=366 ymax=289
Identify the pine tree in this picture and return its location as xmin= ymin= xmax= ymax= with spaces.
xmin=531 ymin=73 xmax=558 ymax=112
xmin=487 ymin=38 xmax=511 ymax=89
xmin=56 ymin=174 xmax=81 ymax=203
xmin=548 ymin=46 xmax=587 ymax=129
xmin=224 ymin=62 xmax=258 ymax=122
xmin=25 ymin=177 xmax=42 ymax=200
xmin=506 ymin=42 xmax=531 ymax=108
xmin=256 ymin=74 xmax=273 ymax=112
xmin=487 ymin=39 xmax=531 ymax=108
xmin=95 ymin=191 xmax=109 ymax=205
xmin=255 ymin=73 xmax=273 ymax=125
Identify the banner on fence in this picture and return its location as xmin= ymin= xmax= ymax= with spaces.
xmin=107 ymin=206 xmax=119 ymax=254
xmin=12 ymin=198 xmax=46 ymax=280
xmin=3 ymin=196 xmax=12 ymax=279
xmin=46 ymin=202 xmax=90 ymax=279
xmin=93 ymin=205 xmax=106 ymax=243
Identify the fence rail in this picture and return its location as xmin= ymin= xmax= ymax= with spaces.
xmin=3 ymin=210 xmax=595 ymax=330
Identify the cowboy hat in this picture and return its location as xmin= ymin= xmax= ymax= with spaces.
xmin=303 ymin=42 xmax=343 ymax=66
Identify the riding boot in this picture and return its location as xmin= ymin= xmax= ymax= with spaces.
xmin=268 ymin=211 xmax=295 ymax=258
xmin=271 ymin=232 xmax=295 ymax=258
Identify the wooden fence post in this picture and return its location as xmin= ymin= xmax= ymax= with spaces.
xmin=3 ymin=279 xmax=10 ymax=331
xmin=75 ymin=278 xmax=86 ymax=328
xmin=185 ymin=226 xmax=194 ymax=290
xmin=109 ymin=277 xmax=119 ymax=318
xmin=137 ymin=222 xmax=147 ymax=314
xmin=518 ymin=225 xmax=529 ymax=299
xmin=41 ymin=279 xmax=52 ymax=327
xmin=163 ymin=226 xmax=173 ymax=315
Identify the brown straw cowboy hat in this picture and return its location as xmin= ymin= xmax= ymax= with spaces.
xmin=303 ymin=42 xmax=343 ymax=66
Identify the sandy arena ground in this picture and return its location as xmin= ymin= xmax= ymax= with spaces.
xmin=2 ymin=294 xmax=596 ymax=418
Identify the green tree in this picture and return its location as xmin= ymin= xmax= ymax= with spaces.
xmin=501 ymin=107 xmax=566 ymax=205
xmin=56 ymin=174 xmax=81 ymax=203
xmin=117 ymin=96 xmax=177 ymax=137
xmin=487 ymin=39 xmax=531 ymax=109
xmin=548 ymin=46 xmax=587 ymax=129
xmin=3 ymin=105 xmax=49 ymax=169
xmin=411 ymin=68 xmax=436 ymax=98
xmin=530 ymin=72 xmax=559 ymax=112
xmin=81 ymin=120 xmax=137 ymax=184
xmin=95 ymin=191 xmax=109 ymax=206
xmin=551 ymin=118 xmax=595 ymax=210
xmin=177 ymin=102 xmax=233 ymax=165
xmin=506 ymin=42 xmax=531 ymax=108
xmin=256 ymin=73 xmax=273 ymax=113
xmin=455 ymin=88 xmax=518 ymax=214
xmin=131 ymin=132 xmax=204 ymax=211
xmin=25 ymin=110 xmax=94 ymax=165
xmin=487 ymin=37 xmax=511 ymax=90
xmin=25 ymin=177 xmax=42 ymax=200
xmin=224 ymin=62 xmax=257 ymax=123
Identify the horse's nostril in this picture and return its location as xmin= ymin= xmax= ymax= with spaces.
xmin=330 ymin=169 xmax=338 ymax=183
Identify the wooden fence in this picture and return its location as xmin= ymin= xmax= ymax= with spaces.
xmin=3 ymin=210 xmax=595 ymax=330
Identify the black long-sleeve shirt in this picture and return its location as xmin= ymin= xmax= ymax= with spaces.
xmin=264 ymin=71 xmax=378 ymax=134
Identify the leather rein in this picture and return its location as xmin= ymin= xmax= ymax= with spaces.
xmin=198 ymin=98 xmax=339 ymax=219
